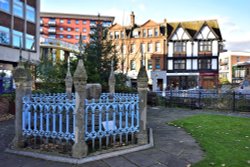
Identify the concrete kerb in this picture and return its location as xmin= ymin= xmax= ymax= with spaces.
xmin=5 ymin=128 xmax=154 ymax=165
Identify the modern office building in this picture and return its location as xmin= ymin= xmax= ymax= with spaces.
xmin=40 ymin=12 xmax=114 ymax=44
xmin=0 ymin=0 xmax=40 ymax=71
xmin=219 ymin=51 xmax=250 ymax=83
xmin=108 ymin=12 xmax=223 ymax=90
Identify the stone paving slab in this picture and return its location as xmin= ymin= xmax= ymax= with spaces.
xmin=2 ymin=107 xmax=249 ymax=167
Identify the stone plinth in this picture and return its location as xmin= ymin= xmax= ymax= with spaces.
xmin=137 ymin=65 xmax=149 ymax=145
xmin=72 ymin=59 xmax=88 ymax=158
xmin=86 ymin=83 xmax=102 ymax=99
xmin=12 ymin=62 xmax=32 ymax=148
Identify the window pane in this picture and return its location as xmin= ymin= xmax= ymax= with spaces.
xmin=13 ymin=30 xmax=23 ymax=47
xmin=48 ymin=35 xmax=56 ymax=39
xmin=75 ymin=20 xmax=79 ymax=24
xmin=174 ymin=42 xmax=186 ymax=52
xmin=174 ymin=60 xmax=185 ymax=70
xmin=148 ymin=29 xmax=153 ymax=37
xmin=156 ymin=42 xmax=161 ymax=52
xmin=148 ymin=60 xmax=152 ymax=69
xmin=148 ymin=43 xmax=152 ymax=52
xmin=25 ymin=34 xmax=34 ymax=50
xmin=130 ymin=60 xmax=136 ymax=70
xmin=26 ymin=5 xmax=35 ymax=22
xmin=13 ymin=0 xmax=23 ymax=18
xmin=0 ymin=0 xmax=10 ymax=12
xmin=83 ymin=20 xmax=87 ymax=24
xmin=0 ymin=26 xmax=10 ymax=45
xmin=155 ymin=58 xmax=161 ymax=69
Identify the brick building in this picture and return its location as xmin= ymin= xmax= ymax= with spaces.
xmin=40 ymin=12 xmax=114 ymax=44
xmin=108 ymin=12 xmax=167 ymax=89
xmin=108 ymin=12 xmax=223 ymax=91
xmin=0 ymin=0 xmax=40 ymax=71
xmin=219 ymin=51 xmax=250 ymax=83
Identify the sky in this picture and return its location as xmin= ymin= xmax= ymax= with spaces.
xmin=41 ymin=0 xmax=250 ymax=52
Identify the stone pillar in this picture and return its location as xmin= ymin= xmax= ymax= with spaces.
xmin=109 ymin=60 xmax=115 ymax=95
xmin=65 ymin=57 xmax=72 ymax=100
xmin=72 ymin=59 xmax=88 ymax=158
xmin=137 ymin=65 xmax=149 ymax=145
xmin=12 ymin=61 xmax=32 ymax=148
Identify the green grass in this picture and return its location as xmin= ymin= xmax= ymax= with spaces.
xmin=170 ymin=115 xmax=250 ymax=167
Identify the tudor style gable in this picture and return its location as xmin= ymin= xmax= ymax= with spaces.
xmin=194 ymin=21 xmax=220 ymax=57
xmin=196 ymin=25 xmax=217 ymax=40
xmin=170 ymin=26 xmax=191 ymax=41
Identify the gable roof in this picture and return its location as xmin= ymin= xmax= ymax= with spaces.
xmin=109 ymin=23 xmax=124 ymax=30
xmin=168 ymin=23 xmax=193 ymax=40
xmin=167 ymin=19 xmax=222 ymax=40
xmin=140 ymin=19 xmax=159 ymax=27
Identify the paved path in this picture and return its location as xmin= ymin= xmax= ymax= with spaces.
xmin=1 ymin=107 xmax=249 ymax=167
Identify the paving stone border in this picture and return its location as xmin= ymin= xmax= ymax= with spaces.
xmin=5 ymin=128 xmax=154 ymax=165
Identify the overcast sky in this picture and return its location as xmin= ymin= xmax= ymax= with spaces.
xmin=41 ymin=0 xmax=250 ymax=52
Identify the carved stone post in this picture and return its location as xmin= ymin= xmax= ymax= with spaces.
xmin=109 ymin=60 xmax=115 ymax=95
xmin=72 ymin=59 xmax=88 ymax=158
xmin=65 ymin=57 xmax=72 ymax=100
xmin=12 ymin=61 xmax=32 ymax=148
xmin=137 ymin=64 xmax=149 ymax=145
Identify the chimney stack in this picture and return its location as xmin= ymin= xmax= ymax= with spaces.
xmin=130 ymin=11 xmax=135 ymax=26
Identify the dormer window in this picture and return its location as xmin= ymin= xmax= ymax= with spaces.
xmin=121 ymin=31 xmax=125 ymax=39
xmin=154 ymin=28 xmax=159 ymax=37
xmin=143 ymin=29 xmax=146 ymax=37
xmin=115 ymin=31 xmax=119 ymax=39
xmin=148 ymin=29 xmax=153 ymax=37
xmin=109 ymin=32 xmax=113 ymax=39
xmin=133 ymin=29 xmax=140 ymax=38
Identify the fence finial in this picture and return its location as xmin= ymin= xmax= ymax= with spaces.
xmin=109 ymin=59 xmax=115 ymax=95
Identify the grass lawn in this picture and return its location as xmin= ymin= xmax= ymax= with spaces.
xmin=170 ymin=114 xmax=250 ymax=167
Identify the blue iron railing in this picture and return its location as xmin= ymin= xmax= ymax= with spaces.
xmin=22 ymin=93 xmax=139 ymax=150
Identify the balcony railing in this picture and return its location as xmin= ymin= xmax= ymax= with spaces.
xmin=48 ymin=28 xmax=56 ymax=33
xmin=48 ymin=20 xmax=56 ymax=25
xmin=40 ymin=37 xmax=79 ymax=52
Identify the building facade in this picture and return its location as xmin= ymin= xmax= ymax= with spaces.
xmin=219 ymin=51 xmax=250 ymax=83
xmin=40 ymin=12 xmax=114 ymax=44
xmin=108 ymin=12 xmax=223 ymax=91
xmin=167 ymin=20 xmax=223 ymax=90
xmin=0 ymin=0 xmax=40 ymax=71
xmin=108 ymin=12 xmax=168 ymax=90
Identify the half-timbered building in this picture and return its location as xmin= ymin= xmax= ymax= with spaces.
xmin=167 ymin=20 xmax=223 ymax=89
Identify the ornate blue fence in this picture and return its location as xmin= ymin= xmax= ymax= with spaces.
xmin=22 ymin=93 xmax=139 ymax=152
